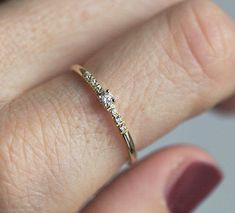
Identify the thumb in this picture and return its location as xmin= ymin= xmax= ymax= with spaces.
xmin=82 ymin=145 xmax=222 ymax=213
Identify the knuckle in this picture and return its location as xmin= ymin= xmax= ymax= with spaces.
xmin=165 ymin=0 xmax=234 ymax=82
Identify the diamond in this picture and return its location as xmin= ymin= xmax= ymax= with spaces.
xmin=111 ymin=108 xmax=118 ymax=117
xmin=119 ymin=124 xmax=127 ymax=133
xmin=99 ymin=90 xmax=115 ymax=108
xmin=90 ymin=77 xmax=97 ymax=86
xmin=84 ymin=72 xmax=91 ymax=81
xmin=115 ymin=116 xmax=123 ymax=125
xmin=96 ymin=84 xmax=103 ymax=93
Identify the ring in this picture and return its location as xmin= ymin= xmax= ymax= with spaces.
xmin=71 ymin=65 xmax=137 ymax=165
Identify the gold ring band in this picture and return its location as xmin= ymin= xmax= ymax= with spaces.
xmin=72 ymin=65 xmax=137 ymax=165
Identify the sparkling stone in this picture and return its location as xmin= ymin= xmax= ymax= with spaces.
xmin=96 ymin=84 xmax=103 ymax=93
xmin=115 ymin=116 xmax=123 ymax=125
xmin=120 ymin=125 xmax=127 ymax=133
xmin=90 ymin=77 xmax=97 ymax=86
xmin=84 ymin=72 xmax=91 ymax=81
xmin=99 ymin=90 xmax=115 ymax=108
xmin=111 ymin=108 xmax=118 ymax=117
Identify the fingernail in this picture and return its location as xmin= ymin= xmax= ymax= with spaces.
xmin=166 ymin=162 xmax=223 ymax=213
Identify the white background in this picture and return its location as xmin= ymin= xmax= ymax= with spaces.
xmin=141 ymin=0 xmax=235 ymax=212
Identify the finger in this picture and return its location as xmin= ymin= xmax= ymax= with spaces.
xmin=0 ymin=0 xmax=235 ymax=211
xmin=0 ymin=0 xmax=183 ymax=105
xmin=84 ymin=0 xmax=235 ymax=148
xmin=83 ymin=145 xmax=222 ymax=213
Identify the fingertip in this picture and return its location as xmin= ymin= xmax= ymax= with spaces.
xmin=82 ymin=144 xmax=223 ymax=213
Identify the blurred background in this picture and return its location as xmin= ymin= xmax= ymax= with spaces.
xmin=141 ymin=1 xmax=235 ymax=212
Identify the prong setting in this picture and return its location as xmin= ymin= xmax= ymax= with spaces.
xmin=72 ymin=65 xmax=136 ymax=164
xmin=99 ymin=90 xmax=115 ymax=108
xmin=80 ymin=69 xmax=128 ymax=134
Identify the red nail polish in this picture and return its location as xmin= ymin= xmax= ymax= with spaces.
xmin=166 ymin=162 xmax=223 ymax=213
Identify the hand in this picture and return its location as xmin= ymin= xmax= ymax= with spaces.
xmin=0 ymin=0 xmax=234 ymax=212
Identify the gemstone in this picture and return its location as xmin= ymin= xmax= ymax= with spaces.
xmin=115 ymin=116 xmax=123 ymax=125
xmin=96 ymin=84 xmax=103 ymax=93
xmin=90 ymin=77 xmax=97 ymax=86
xmin=111 ymin=108 xmax=118 ymax=117
xmin=84 ymin=72 xmax=91 ymax=81
xmin=120 ymin=124 xmax=127 ymax=133
xmin=99 ymin=90 xmax=115 ymax=108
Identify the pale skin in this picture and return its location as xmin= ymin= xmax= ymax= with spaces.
xmin=0 ymin=0 xmax=235 ymax=212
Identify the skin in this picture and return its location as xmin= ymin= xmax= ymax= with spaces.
xmin=0 ymin=0 xmax=234 ymax=212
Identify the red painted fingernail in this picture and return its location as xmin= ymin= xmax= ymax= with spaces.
xmin=166 ymin=162 xmax=223 ymax=213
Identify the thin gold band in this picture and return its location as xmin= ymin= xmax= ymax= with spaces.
xmin=72 ymin=65 xmax=137 ymax=165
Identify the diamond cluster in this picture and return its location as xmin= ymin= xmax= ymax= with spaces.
xmin=81 ymin=68 xmax=128 ymax=134
xmin=98 ymin=91 xmax=127 ymax=134
xmin=110 ymin=107 xmax=127 ymax=134
xmin=82 ymin=69 xmax=104 ymax=94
